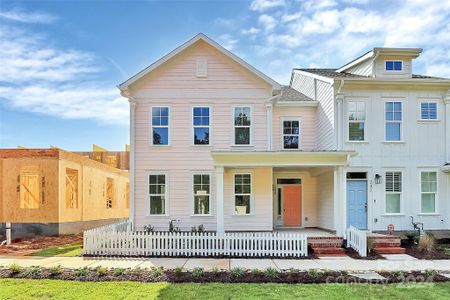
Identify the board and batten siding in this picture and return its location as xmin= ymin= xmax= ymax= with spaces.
xmin=130 ymin=40 xmax=273 ymax=231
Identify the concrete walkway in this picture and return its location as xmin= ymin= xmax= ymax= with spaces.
xmin=1 ymin=255 xmax=449 ymax=272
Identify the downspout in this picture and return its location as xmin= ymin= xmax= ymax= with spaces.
xmin=445 ymin=89 xmax=450 ymax=164
xmin=336 ymin=80 xmax=345 ymax=150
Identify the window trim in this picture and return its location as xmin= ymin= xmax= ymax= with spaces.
xmin=418 ymin=100 xmax=439 ymax=122
xmin=346 ymin=100 xmax=367 ymax=142
xmin=384 ymin=99 xmax=403 ymax=142
xmin=384 ymin=60 xmax=403 ymax=72
xmin=232 ymin=105 xmax=253 ymax=147
xmin=384 ymin=171 xmax=403 ymax=215
xmin=191 ymin=105 xmax=212 ymax=146
xmin=281 ymin=117 xmax=301 ymax=150
xmin=420 ymin=170 xmax=439 ymax=214
xmin=233 ymin=172 xmax=253 ymax=216
xmin=150 ymin=106 xmax=171 ymax=146
xmin=147 ymin=172 xmax=169 ymax=216
xmin=191 ymin=172 xmax=213 ymax=216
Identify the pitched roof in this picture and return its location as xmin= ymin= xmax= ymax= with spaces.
xmin=118 ymin=33 xmax=281 ymax=93
xmin=278 ymin=86 xmax=315 ymax=102
xmin=296 ymin=68 xmax=449 ymax=80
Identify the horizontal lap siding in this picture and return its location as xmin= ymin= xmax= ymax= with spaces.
xmin=316 ymin=171 xmax=334 ymax=230
xmin=131 ymin=41 xmax=272 ymax=231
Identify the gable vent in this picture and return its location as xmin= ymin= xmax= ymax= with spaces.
xmin=196 ymin=58 xmax=207 ymax=78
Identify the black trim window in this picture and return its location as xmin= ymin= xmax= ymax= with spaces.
xmin=193 ymin=107 xmax=210 ymax=145
xmin=234 ymin=107 xmax=251 ymax=145
xmin=283 ymin=120 xmax=300 ymax=149
xmin=149 ymin=174 xmax=166 ymax=215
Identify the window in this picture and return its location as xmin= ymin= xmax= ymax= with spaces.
xmin=66 ymin=168 xmax=79 ymax=208
xmin=420 ymin=102 xmax=438 ymax=120
xmin=193 ymin=174 xmax=210 ymax=215
xmin=385 ymin=61 xmax=402 ymax=71
xmin=421 ymin=172 xmax=437 ymax=213
xmin=385 ymin=172 xmax=402 ymax=213
xmin=19 ymin=167 xmax=40 ymax=209
xmin=149 ymin=174 xmax=166 ymax=215
xmin=106 ymin=177 xmax=115 ymax=209
xmin=193 ymin=107 xmax=210 ymax=145
xmin=385 ymin=101 xmax=402 ymax=141
xmin=283 ymin=120 xmax=300 ymax=149
xmin=348 ymin=101 xmax=366 ymax=141
xmin=152 ymin=107 xmax=169 ymax=145
xmin=234 ymin=174 xmax=251 ymax=214
xmin=234 ymin=107 xmax=251 ymax=145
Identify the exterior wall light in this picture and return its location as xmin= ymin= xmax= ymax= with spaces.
xmin=375 ymin=174 xmax=382 ymax=184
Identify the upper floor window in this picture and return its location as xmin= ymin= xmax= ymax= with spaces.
xmin=234 ymin=107 xmax=251 ymax=145
xmin=283 ymin=120 xmax=300 ymax=149
xmin=421 ymin=172 xmax=437 ymax=213
xmin=193 ymin=174 xmax=210 ymax=215
xmin=234 ymin=174 xmax=251 ymax=215
xmin=149 ymin=174 xmax=166 ymax=215
xmin=193 ymin=107 xmax=210 ymax=145
xmin=348 ymin=101 xmax=366 ymax=141
xmin=385 ymin=171 xmax=402 ymax=214
xmin=420 ymin=102 xmax=438 ymax=120
xmin=385 ymin=101 xmax=402 ymax=141
xmin=152 ymin=107 xmax=169 ymax=145
xmin=385 ymin=61 xmax=402 ymax=71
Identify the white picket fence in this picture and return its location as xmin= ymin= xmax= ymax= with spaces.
xmin=345 ymin=226 xmax=367 ymax=257
xmin=84 ymin=226 xmax=308 ymax=257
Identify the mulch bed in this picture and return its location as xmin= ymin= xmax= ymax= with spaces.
xmin=344 ymin=248 xmax=385 ymax=260
xmin=1 ymin=267 xmax=448 ymax=284
xmin=402 ymin=240 xmax=450 ymax=260
xmin=0 ymin=234 xmax=82 ymax=256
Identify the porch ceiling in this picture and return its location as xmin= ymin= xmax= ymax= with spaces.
xmin=211 ymin=151 xmax=356 ymax=167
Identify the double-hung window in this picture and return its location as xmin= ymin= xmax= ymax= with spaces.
xmin=421 ymin=172 xmax=437 ymax=213
xmin=385 ymin=61 xmax=402 ymax=71
xmin=283 ymin=120 xmax=300 ymax=149
xmin=152 ymin=107 xmax=169 ymax=145
xmin=193 ymin=107 xmax=210 ymax=145
xmin=385 ymin=101 xmax=402 ymax=141
xmin=234 ymin=107 xmax=251 ymax=145
xmin=420 ymin=102 xmax=438 ymax=120
xmin=348 ymin=101 xmax=366 ymax=141
xmin=193 ymin=174 xmax=210 ymax=215
xmin=385 ymin=171 xmax=402 ymax=214
xmin=234 ymin=174 xmax=251 ymax=215
xmin=149 ymin=174 xmax=166 ymax=215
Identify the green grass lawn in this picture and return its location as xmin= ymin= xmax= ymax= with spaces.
xmin=1 ymin=279 xmax=449 ymax=300
xmin=28 ymin=243 xmax=82 ymax=257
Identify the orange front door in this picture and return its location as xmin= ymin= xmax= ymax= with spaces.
xmin=283 ymin=185 xmax=302 ymax=226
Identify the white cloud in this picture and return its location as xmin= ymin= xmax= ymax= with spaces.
xmin=218 ymin=34 xmax=238 ymax=51
xmin=0 ymin=8 xmax=57 ymax=23
xmin=241 ymin=27 xmax=260 ymax=35
xmin=0 ymin=16 xmax=128 ymax=125
xmin=258 ymin=14 xmax=277 ymax=31
xmin=250 ymin=0 xmax=286 ymax=12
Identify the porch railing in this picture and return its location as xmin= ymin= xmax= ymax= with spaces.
xmin=83 ymin=226 xmax=308 ymax=257
xmin=345 ymin=226 xmax=367 ymax=257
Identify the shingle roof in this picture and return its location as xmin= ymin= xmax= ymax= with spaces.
xmin=295 ymin=68 xmax=448 ymax=80
xmin=278 ymin=86 xmax=315 ymax=102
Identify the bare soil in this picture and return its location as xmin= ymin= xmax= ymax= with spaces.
xmin=0 ymin=234 xmax=82 ymax=256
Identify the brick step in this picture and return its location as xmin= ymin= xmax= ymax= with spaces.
xmin=372 ymin=247 xmax=406 ymax=254
xmin=371 ymin=242 xmax=401 ymax=248
xmin=309 ymin=242 xmax=343 ymax=248
xmin=311 ymin=247 xmax=346 ymax=255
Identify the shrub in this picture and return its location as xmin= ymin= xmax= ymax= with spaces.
xmin=197 ymin=224 xmax=205 ymax=233
xmin=250 ymin=268 xmax=262 ymax=275
xmin=22 ymin=266 xmax=42 ymax=277
xmin=405 ymin=231 xmax=420 ymax=245
xmin=192 ymin=267 xmax=204 ymax=278
xmin=425 ymin=269 xmax=438 ymax=277
xmin=211 ymin=266 xmax=220 ymax=274
xmin=143 ymin=224 xmax=154 ymax=233
xmin=287 ymin=268 xmax=299 ymax=275
xmin=230 ymin=267 xmax=245 ymax=278
xmin=48 ymin=265 xmax=63 ymax=276
xmin=174 ymin=267 xmax=183 ymax=274
xmin=113 ymin=268 xmax=126 ymax=277
xmin=150 ymin=266 xmax=164 ymax=278
xmin=418 ymin=233 xmax=435 ymax=253
xmin=307 ymin=269 xmax=320 ymax=278
xmin=390 ymin=271 xmax=406 ymax=278
xmin=75 ymin=267 xmax=89 ymax=277
xmin=131 ymin=266 xmax=143 ymax=276
xmin=264 ymin=267 xmax=278 ymax=279
xmin=96 ymin=266 xmax=108 ymax=277
xmin=9 ymin=263 xmax=22 ymax=275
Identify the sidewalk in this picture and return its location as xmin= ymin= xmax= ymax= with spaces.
xmin=1 ymin=255 xmax=450 ymax=272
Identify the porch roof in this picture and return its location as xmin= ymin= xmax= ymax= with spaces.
xmin=211 ymin=151 xmax=356 ymax=167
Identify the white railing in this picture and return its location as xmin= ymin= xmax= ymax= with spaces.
xmin=346 ymin=226 xmax=367 ymax=257
xmin=84 ymin=230 xmax=308 ymax=257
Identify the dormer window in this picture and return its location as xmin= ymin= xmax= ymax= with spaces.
xmin=385 ymin=61 xmax=402 ymax=71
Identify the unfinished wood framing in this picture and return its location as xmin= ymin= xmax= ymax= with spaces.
xmin=106 ymin=177 xmax=114 ymax=209
xmin=19 ymin=167 xmax=40 ymax=209
xmin=65 ymin=168 xmax=79 ymax=209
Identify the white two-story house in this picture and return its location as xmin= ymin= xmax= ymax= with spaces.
xmin=119 ymin=34 xmax=450 ymax=239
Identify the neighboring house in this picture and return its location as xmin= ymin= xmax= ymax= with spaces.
xmin=0 ymin=148 xmax=130 ymax=238
xmin=76 ymin=144 xmax=130 ymax=170
xmin=118 ymin=33 xmax=450 ymax=238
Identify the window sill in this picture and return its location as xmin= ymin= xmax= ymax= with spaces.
xmin=233 ymin=213 xmax=254 ymax=216
xmin=417 ymin=120 xmax=440 ymax=123
xmin=382 ymin=141 xmax=405 ymax=144
xmin=231 ymin=145 xmax=254 ymax=147
xmin=190 ymin=214 xmax=214 ymax=217
xmin=146 ymin=214 xmax=170 ymax=217
xmin=191 ymin=145 xmax=213 ymax=148
xmin=149 ymin=145 xmax=171 ymax=148
xmin=417 ymin=213 xmax=440 ymax=216
xmin=346 ymin=141 xmax=369 ymax=144
xmin=381 ymin=213 xmax=404 ymax=217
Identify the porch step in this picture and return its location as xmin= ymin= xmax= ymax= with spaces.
xmin=372 ymin=247 xmax=406 ymax=254
xmin=308 ymin=237 xmax=344 ymax=248
xmin=371 ymin=242 xmax=401 ymax=248
xmin=311 ymin=247 xmax=346 ymax=255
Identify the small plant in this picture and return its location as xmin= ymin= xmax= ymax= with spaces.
xmin=418 ymin=233 xmax=435 ymax=253
xmin=143 ymin=224 xmax=154 ymax=233
xmin=230 ymin=267 xmax=245 ymax=278
xmin=339 ymin=270 xmax=348 ymax=276
xmin=444 ymin=247 xmax=450 ymax=256
xmin=197 ymin=224 xmax=205 ymax=233
xmin=131 ymin=266 xmax=143 ymax=276
xmin=150 ymin=266 xmax=164 ymax=278
xmin=9 ymin=263 xmax=22 ymax=275
xmin=192 ymin=267 xmax=205 ymax=278
xmin=405 ymin=231 xmax=420 ymax=245
xmin=113 ymin=268 xmax=126 ymax=277
xmin=191 ymin=226 xmax=197 ymax=232
xmin=424 ymin=269 xmax=438 ymax=277
xmin=264 ymin=267 xmax=278 ymax=279
xmin=211 ymin=266 xmax=220 ymax=274
xmin=174 ymin=267 xmax=183 ymax=274
xmin=307 ymin=269 xmax=320 ymax=278
xmin=251 ymin=268 xmax=262 ymax=275
xmin=390 ymin=271 xmax=406 ymax=278
xmin=287 ymin=268 xmax=299 ymax=275
xmin=75 ymin=267 xmax=89 ymax=277
xmin=96 ymin=266 xmax=108 ymax=277
xmin=22 ymin=266 xmax=42 ymax=277
xmin=48 ymin=265 xmax=63 ymax=276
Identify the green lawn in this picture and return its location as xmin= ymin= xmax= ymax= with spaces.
xmin=28 ymin=243 xmax=82 ymax=257
xmin=1 ymin=279 xmax=449 ymax=300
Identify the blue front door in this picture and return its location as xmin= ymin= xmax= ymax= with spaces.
xmin=347 ymin=180 xmax=368 ymax=229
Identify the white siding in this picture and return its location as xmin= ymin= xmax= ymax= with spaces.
xmin=345 ymin=58 xmax=374 ymax=76
xmin=374 ymin=56 xmax=412 ymax=78
xmin=315 ymin=171 xmax=334 ymax=230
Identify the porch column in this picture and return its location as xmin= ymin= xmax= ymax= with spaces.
xmin=445 ymin=89 xmax=450 ymax=163
xmin=334 ymin=166 xmax=346 ymax=237
xmin=125 ymin=94 xmax=137 ymax=231
xmin=215 ymin=166 xmax=225 ymax=233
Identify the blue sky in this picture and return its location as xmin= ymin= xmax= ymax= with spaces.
xmin=1 ymin=0 xmax=449 ymax=151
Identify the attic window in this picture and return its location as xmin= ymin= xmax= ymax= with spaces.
xmin=196 ymin=58 xmax=207 ymax=78
xmin=385 ymin=61 xmax=402 ymax=71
